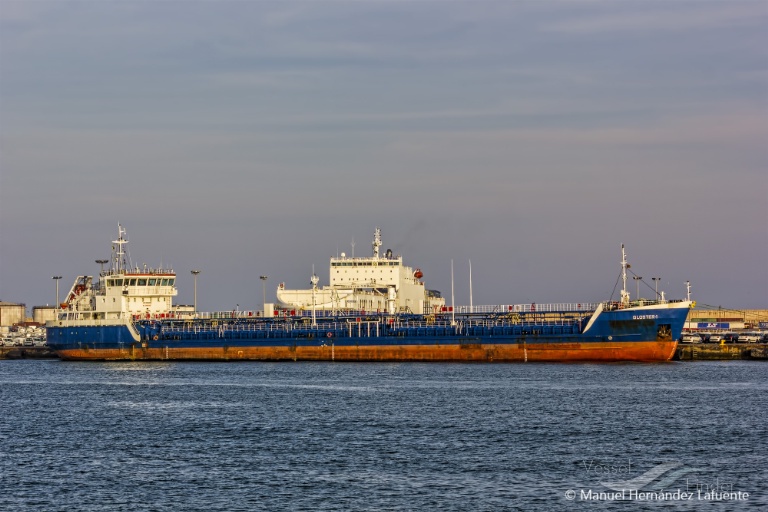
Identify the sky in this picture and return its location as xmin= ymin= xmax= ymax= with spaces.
xmin=1 ymin=0 xmax=766 ymax=314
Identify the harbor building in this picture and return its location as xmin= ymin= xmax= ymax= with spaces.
xmin=685 ymin=309 xmax=768 ymax=331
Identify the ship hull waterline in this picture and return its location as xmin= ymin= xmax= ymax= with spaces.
xmin=55 ymin=340 xmax=678 ymax=362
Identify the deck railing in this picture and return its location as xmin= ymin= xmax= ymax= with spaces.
xmin=163 ymin=309 xmax=592 ymax=336
xmin=190 ymin=302 xmax=601 ymax=320
xmin=454 ymin=303 xmax=599 ymax=314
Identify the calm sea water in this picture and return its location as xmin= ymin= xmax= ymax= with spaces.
xmin=1 ymin=360 xmax=766 ymax=511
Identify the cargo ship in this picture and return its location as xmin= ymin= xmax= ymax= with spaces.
xmin=46 ymin=225 xmax=692 ymax=362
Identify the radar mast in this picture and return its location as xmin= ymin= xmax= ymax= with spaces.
xmin=372 ymin=227 xmax=382 ymax=258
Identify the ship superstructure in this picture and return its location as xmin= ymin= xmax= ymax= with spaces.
xmin=56 ymin=224 xmax=177 ymax=322
xmin=276 ymin=228 xmax=445 ymax=315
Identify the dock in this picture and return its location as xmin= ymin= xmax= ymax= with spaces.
xmin=675 ymin=343 xmax=768 ymax=361
xmin=0 ymin=346 xmax=58 ymax=359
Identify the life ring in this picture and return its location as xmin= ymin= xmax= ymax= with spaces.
xmin=326 ymin=332 xmax=333 ymax=338
xmin=152 ymin=335 xmax=158 ymax=341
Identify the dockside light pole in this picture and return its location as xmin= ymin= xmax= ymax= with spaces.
xmin=260 ymin=275 xmax=268 ymax=313
xmin=191 ymin=270 xmax=201 ymax=317
xmin=52 ymin=276 xmax=62 ymax=309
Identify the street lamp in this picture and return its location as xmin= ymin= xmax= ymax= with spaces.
xmin=52 ymin=276 xmax=62 ymax=308
xmin=652 ymin=277 xmax=660 ymax=300
xmin=191 ymin=270 xmax=201 ymax=316
xmin=260 ymin=275 xmax=268 ymax=312
xmin=633 ymin=276 xmax=643 ymax=300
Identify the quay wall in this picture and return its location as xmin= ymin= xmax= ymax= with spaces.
xmin=0 ymin=347 xmax=58 ymax=359
xmin=675 ymin=344 xmax=768 ymax=361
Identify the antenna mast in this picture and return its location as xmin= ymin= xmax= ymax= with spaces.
xmin=112 ymin=224 xmax=128 ymax=273
xmin=311 ymin=266 xmax=319 ymax=328
xmin=620 ymin=244 xmax=630 ymax=305
xmin=469 ymin=259 xmax=473 ymax=313
xmin=372 ymin=227 xmax=381 ymax=258
xmin=451 ymin=259 xmax=456 ymax=326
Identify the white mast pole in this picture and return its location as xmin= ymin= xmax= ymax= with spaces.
xmin=311 ymin=265 xmax=318 ymax=328
xmin=113 ymin=224 xmax=128 ymax=274
xmin=372 ymin=227 xmax=381 ymax=259
xmin=451 ymin=259 xmax=456 ymax=325
xmin=620 ymin=244 xmax=630 ymax=305
xmin=469 ymin=259 xmax=473 ymax=314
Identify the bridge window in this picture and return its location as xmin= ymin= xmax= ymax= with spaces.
xmin=138 ymin=279 xmax=147 ymax=286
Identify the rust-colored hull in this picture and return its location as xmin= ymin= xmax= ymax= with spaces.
xmin=56 ymin=340 xmax=679 ymax=362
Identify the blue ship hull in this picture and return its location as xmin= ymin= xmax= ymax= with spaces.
xmin=47 ymin=304 xmax=689 ymax=362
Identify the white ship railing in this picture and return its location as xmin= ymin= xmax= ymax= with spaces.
xmin=165 ymin=314 xmax=589 ymax=335
xmin=453 ymin=303 xmax=599 ymax=314
xmin=189 ymin=303 xmax=601 ymax=321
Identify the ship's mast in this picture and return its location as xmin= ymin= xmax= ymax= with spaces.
xmin=372 ymin=227 xmax=382 ymax=259
xmin=620 ymin=244 xmax=630 ymax=305
xmin=112 ymin=224 xmax=128 ymax=274
xmin=469 ymin=259 xmax=473 ymax=314
xmin=450 ymin=259 xmax=456 ymax=326
xmin=311 ymin=267 xmax=319 ymax=328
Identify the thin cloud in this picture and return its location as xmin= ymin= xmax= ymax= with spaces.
xmin=541 ymin=2 xmax=765 ymax=34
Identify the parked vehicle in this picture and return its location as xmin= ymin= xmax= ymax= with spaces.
xmin=681 ymin=333 xmax=703 ymax=343
xmin=738 ymin=332 xmax=761 ymax=343
xmin=706 ymin=333 xmax=739 ymax=344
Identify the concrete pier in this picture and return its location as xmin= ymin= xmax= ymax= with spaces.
xmin=675 ymin=344 xmax=768 ymax=361
xmin=0 ymin=346 xmax=58 ymax=359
